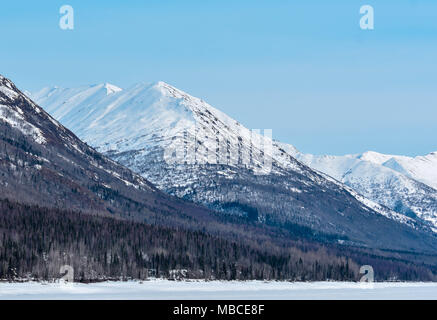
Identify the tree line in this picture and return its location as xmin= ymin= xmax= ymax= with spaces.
xmin=0 ymin=199 xmax=358 ymax=282
xmin=1 ymin=199 xmax=435 ymax=282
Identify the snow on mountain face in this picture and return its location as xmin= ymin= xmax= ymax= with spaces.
xmin=0 ymin=76 xmax=47 ymax=144
xmin=32 ymin=81 xmax=358 ymax=192
xmin=360 ymin=151 xmax=437 ymax=191
xmin=32 ymin=81 xmax=279 ymax=175
xmin=282 ymin=145 xmax=437 ymax=230
xmin=1 ymin=75 xmax=226 ymax=230
xmin=31 ymin=81 xmax=437 ymax=249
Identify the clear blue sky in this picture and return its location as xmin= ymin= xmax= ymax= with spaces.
xmin=1 ymin=0 xmax=436 ymax=156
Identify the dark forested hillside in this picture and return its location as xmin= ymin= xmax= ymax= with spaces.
xmin=1 ymin=199 xmax=436 ymax=282
xmin=0 ymin=199 xmax=353 ymax=281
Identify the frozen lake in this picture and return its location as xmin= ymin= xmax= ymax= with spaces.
xmin=1 ymin=280 xmax=437 ymax=300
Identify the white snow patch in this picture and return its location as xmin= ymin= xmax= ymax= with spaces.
xmin=1 ymin=280 xmax=437 ymax=300
xmin=0 ymin=105 xmax=46 ymax=144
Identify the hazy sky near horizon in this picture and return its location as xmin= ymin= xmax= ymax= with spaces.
xmin=1 ymin=0 xmax=436 ymax=156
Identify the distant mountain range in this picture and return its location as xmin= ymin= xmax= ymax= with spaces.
xmin=29 ymin=80 xmax=437 ymax=252
xmin=286 ymin=148 xmax=437 ymax=231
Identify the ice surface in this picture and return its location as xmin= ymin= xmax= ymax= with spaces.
xmin=1 ymin=280 xmax=437 ymax=300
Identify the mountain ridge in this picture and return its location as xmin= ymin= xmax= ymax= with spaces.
xmin=0 ymin=74 xmax=227 ymax=231
xmin=283 ymin=144 xmax=437 ymax=230
xmin=30 ymin=80 xmax=437 ymax=251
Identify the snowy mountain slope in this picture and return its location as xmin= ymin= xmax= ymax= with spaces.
xmin=31 ymin=81 xmax=437 ymax=250
xmin=360 ymin=151 xmax=437 ymax=190
xmin=279 ymin=145 xmax=437 ymax=230
xmin=32 ymin=82 xmax=280 ymax=175
xmin=0 ymin=75 xmax=235 ymax=233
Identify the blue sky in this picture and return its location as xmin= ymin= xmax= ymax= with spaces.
xmin=1 ymin=0 xmax=436 ymax=156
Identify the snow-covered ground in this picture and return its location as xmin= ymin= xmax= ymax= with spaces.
xmin=1 ymin=280 xmax=437 ymax=300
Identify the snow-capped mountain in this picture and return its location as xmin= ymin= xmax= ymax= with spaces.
xmin=31 ymin=82 xmax=276 ymax=175
xmin=0 ymin=74 xmax=227 ymax=231
xmin=30 ymin=81 xmax=437 ymax=250
xmin=359 ymin=151 xmax=437 ymax=190
xmin=280 ymin=146 xmax=437 ymax=230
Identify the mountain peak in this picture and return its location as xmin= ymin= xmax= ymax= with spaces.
xmin=0 ymin=74 xmax=9 ymax=84
xmin=154 ymin=80 xmax=169 ymax=87
xmin=152 ymin=81 xmax=194 ymax=100
xmin=102 ymin=83 xmax=122 ymax=95
xmin=151 ymin=81 xmax=212 ymax=107
xmin=0 ymin=75 xmax=20 ymax=100
xmin=359 ymin=151 xmax=392 ymax=164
